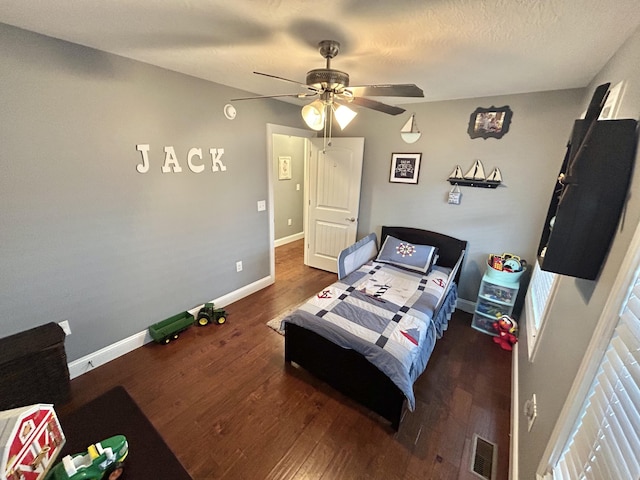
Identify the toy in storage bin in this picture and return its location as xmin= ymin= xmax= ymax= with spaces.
xmin=486 ymin=253 xmax=526 ymax=281
xmin=472 ymin=254 xmax=526 ymax=336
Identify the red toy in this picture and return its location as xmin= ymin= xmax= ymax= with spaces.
xmin=492 ymin=315 xmax=518 ymax=351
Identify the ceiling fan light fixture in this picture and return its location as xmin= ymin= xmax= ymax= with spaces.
xmin=302 ymin=99 xmax=326 ymax=131
xmin=333 ymin=104 xmax=357 ymax=130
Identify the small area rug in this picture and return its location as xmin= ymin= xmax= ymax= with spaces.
xmin=266 ymin=302 xmax=305 ymax=335
xmin=57 ymin=385 xmax=191 ymax=480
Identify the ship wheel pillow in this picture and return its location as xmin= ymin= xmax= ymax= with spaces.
xmin=375 ymin=235 xmax=438 ymax=273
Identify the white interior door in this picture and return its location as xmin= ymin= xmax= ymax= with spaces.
xmin=305 ymin=137 xmax=364 ymax=272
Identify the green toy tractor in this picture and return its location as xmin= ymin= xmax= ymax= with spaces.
xmin=44 ymin=435 xmax=128 ymax=480
xmin=196 ymin=302 xmax=227 ymax=326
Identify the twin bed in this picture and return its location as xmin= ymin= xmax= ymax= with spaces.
xmin=281 ymin=226 xmax=467 ymax=430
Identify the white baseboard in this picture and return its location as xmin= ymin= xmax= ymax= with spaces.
xmin=208 ymin=275 xmax=273 ymax=308
xmin=68 ymin=275 xmax=274 ymax=379
xmin=68 ymin=330 xmax=151 ymax=379
xmin=69 ymin=285 xmax=476 ymax=380
xmin=510 ymin=341 xmax=519 ymax=480
xmin=274 ymin=232 xmax=304 ymax=248
xmin=456 ymin=298 xmax=476 ymax=314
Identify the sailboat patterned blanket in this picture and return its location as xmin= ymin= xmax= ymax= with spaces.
xmin=281 ymin=261 xmax=457 ymax=411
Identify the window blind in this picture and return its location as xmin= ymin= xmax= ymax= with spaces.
xmin=552 ymin=271 xmax=640 ymax=479
xmin=531 ymin=261 xmax=557 ymax=330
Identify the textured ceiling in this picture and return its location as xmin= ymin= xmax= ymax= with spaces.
xmin=1 ymin=0 xmax=639 ymax=105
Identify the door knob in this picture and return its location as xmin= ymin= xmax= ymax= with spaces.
xmin=345 ymin=217 xmax=356 ymax=222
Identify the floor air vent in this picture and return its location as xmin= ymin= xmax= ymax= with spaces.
xmin=470 ymin=434 xmax=497 ymax=480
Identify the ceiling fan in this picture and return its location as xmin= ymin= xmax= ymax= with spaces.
xmin=231 ymin=40 xmax=424 ymax=132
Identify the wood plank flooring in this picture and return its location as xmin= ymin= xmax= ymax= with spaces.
xmin=57 ymin=239 xmax=512 ymax=479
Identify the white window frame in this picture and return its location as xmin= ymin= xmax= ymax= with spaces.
xmin=525 ymin=259 xmax=559 ymax=361
xmin=537 ymin=220 xmax=640 ymax=478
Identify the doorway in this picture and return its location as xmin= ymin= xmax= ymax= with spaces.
xmin=272 ymin=133 xmax=307 ymax=248
xmin=267 ymin=124 xmax=365 ymax=278
xmin=267 ymin=124 xmax=313 ymax=282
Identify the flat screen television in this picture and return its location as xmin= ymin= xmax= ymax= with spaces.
xmin=538 ymin=83 xmax=638 ymax=280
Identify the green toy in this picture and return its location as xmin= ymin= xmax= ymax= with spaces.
xmin=148 ymin=311 xmax=194 ymax=344
xmin=147 ymin=304 xmax=227 ymax=345
xmin=196 ymin=302 xmax=227 ymax=326
xmin=44 ymin=435 xmax=128 ymax=480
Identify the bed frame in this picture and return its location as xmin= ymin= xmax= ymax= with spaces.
xmin=284 ymin=226 xmax=468 ymax=430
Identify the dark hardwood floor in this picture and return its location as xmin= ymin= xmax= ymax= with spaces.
xmin=58 ymin=240 xmax=512 ymax=479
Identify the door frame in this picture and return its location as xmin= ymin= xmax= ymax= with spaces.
xmin=266 ymin=123 xmax=314 ymax=281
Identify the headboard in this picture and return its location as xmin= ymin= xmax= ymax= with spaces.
xmin=381 ymin=226 xmax=468 ymax=284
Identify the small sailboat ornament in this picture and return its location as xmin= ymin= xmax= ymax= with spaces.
xmin=447 ymin=160 xmax=503 ymax=188
xmin=449 ymin=165 xmax=464 ymax=179
xmin=464 ymin=159 xmax=486 ymax=180
xmin=486 ymin=167 xmax=502 ymax=183
xmin=400 ymin=114 xmax=421 ymax=144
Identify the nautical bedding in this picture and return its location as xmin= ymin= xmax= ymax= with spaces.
xmin=281 ymin=260 xmax=458 ymax=411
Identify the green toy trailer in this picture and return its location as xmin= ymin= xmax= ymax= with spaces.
xmin=196 ymin=302 xmax=227 ymax=326
xmin=148 ymin=311 xmax=194 ymax=344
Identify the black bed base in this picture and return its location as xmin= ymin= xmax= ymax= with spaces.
xmin=284 ymin=322 xmax=406 ymax=431
xmin=283 ymin=227 xmax=468 ymax=432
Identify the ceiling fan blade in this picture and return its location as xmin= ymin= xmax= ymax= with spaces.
xmin=253 ymin=72 xmax=319 ymax=93
xmin=230 ymin=92 xmax=318 ymax=101
xmin=346 ymin=84 xmax=424 ymax=98
xmin=350 ymin=96 xmax=406 ymax=116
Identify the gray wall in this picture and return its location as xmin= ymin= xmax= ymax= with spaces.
xmin=0 ymin=23 xmax=303 ymax=361
xmin=272 ymin=134 xmax=305 ymax=241
xmin=5 ymin=23 xmax=633 ymax=475
xmin=345 ymin=89 xmax=584 ymax=302
xmin=0 ymin=18 xmax=584 ymax=361
xmin=517 ymin=26 xmax=640 ymax=478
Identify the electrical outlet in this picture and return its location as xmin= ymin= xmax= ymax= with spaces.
xmin=257 ymin=200 xmax=266 ymax=211
xmin=296 ymin=183 xmax=300 ymax=191
xmin=524 ymin=393 xmax=537 ymax=431
xmin=236 ymin=261 xmax=243 ymax=272
xmin=58 ymin=320 xmax=71 ymax=336
xmin=287 ymin=218 xmax=292 ymax=226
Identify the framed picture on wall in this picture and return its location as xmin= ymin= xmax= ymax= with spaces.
xmin=389 ymin=153 xmax=421 ymax=184
xmin=278 ymin=156 xmax=292 ymax=180
xmin=467 ymin=105 xmax=513 ymax=139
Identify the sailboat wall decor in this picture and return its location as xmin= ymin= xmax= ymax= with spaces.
xmin=400 ymin=114 xmax=422 ymax=144
xmin=449 ymin=165 xmax=464 ymax=180
xmin=447 ymin=160 xmax=503 ymax=188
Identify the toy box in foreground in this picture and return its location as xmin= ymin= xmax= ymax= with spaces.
xmin=0 ymin=404 xmax=65 ymax=480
